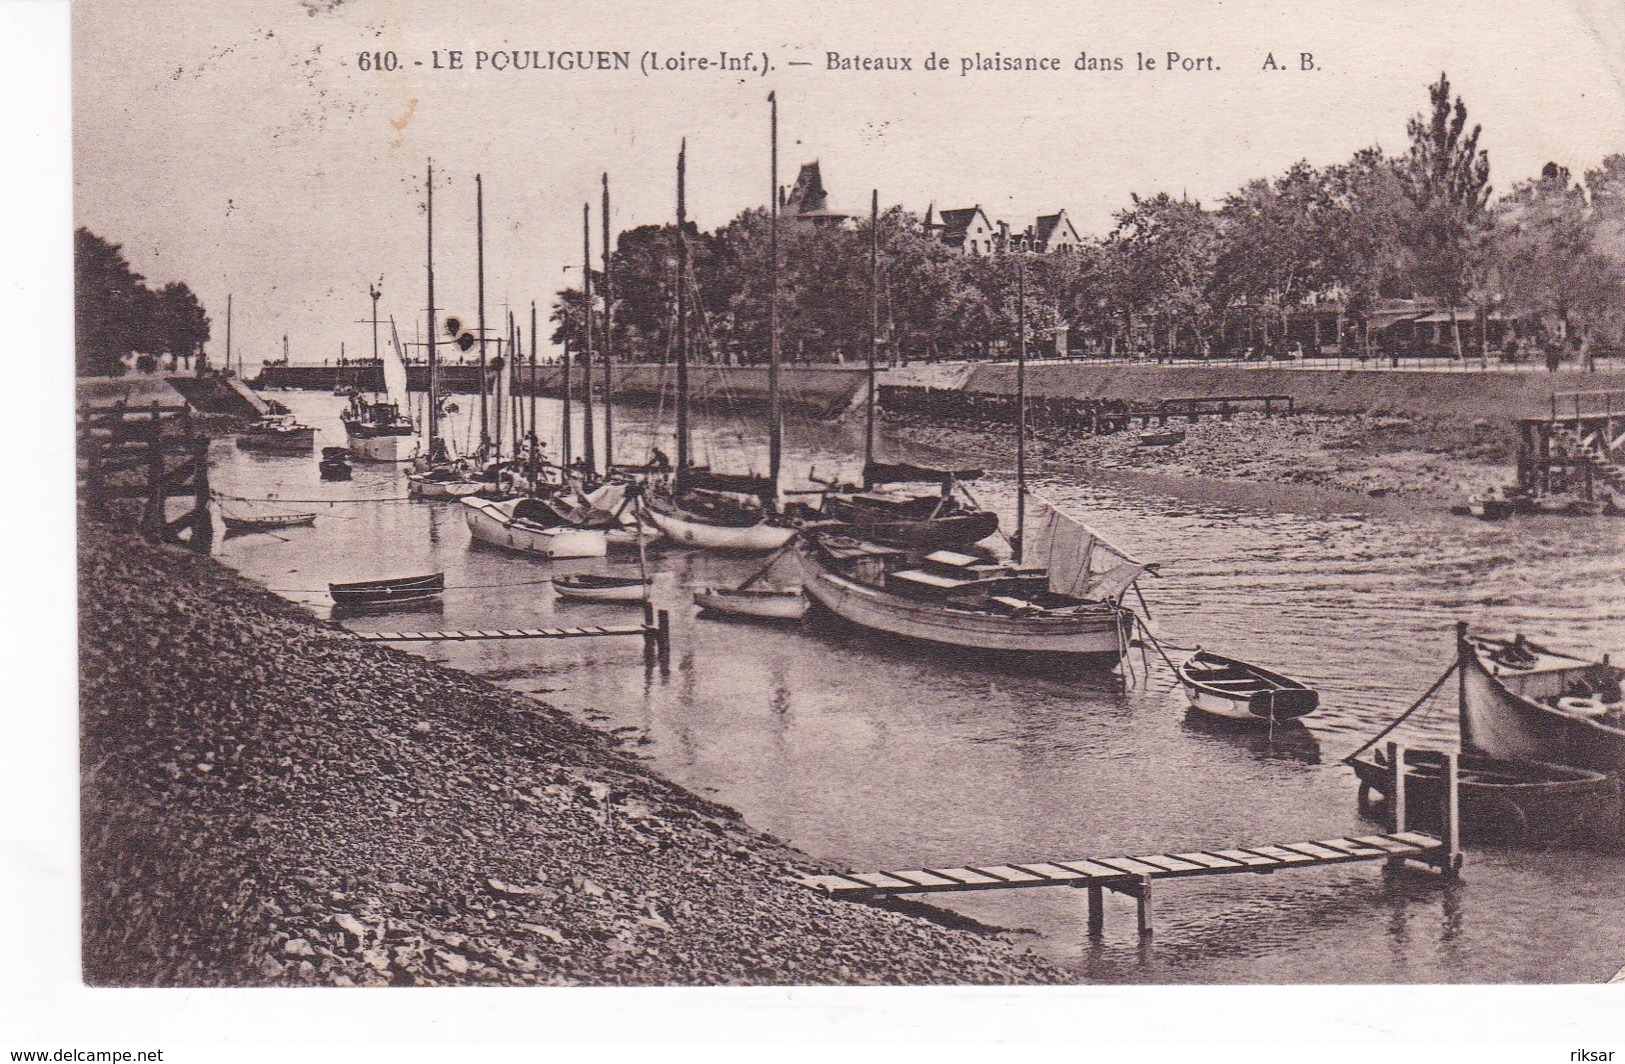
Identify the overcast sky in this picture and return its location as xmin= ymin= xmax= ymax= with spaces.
xmin=73 ymin=0 xmax=1625 ymax=367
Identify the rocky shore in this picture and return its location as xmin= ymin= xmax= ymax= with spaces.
xmin=888 ymin=409 xmax=1515 ymax=504
xmin=79 ymin=521 xmax=1064 ymax=987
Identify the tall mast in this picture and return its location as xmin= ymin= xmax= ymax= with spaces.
xmin=582 ymin=202 xmax=596 ymax=477
xmin=224 ymin=293 xmax=233 ymax=378
xmin=510 ymin=311 xmax=521 ymax=455
xmin=675 ymin=139 xmax=690 ymax=473
xmin=425 ymin=161 xmax=441 ymax=460
xmin=493 ymin=310 xmax=505 ymax=460
xmin=1015 ymin=256 xmax=1027 ymax=564
xmin=369 ymin=283 xmax=381 ymax=402
xmin=602 ymin=172 xmax=615 ymax=473
xmin=528 ymin=300 xmax=539 ymax=487
xmin=866 ymin=188 xmax=878 ymax=475
xmin=476 ymin=173 xmax=490 ymax=459
xmin=767 ymin=93 xmax=781 ymax=488
xmin=562 ymin=335 xmax=573 ymax=468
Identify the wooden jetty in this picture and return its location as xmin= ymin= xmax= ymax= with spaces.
xmin=1515 ymin=389 xmax=1625 ymax=506
xmin=78 ymin=398 xmax=213 ymax=554
xmin=794 ymin=742 xmax=1461 ymax=937
xmin=347 ymin=604 xmax=671 ymax=663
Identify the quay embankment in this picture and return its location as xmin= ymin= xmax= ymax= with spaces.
xmin=880 ymin=362 xmax=1625 ymax=502
xmin=79 ymin=520 xmax=1064 ymax=987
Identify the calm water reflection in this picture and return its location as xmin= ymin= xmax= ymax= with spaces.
xmin=215 ymin=390 xmax=1625 ymax=983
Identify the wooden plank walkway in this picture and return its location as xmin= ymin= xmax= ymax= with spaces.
xmin=795 ymin=745 xmax=1463 ymax=938
xmin=796 ymin=830 xmax=1442 ymax=897
xmin=352 ymin=625 xmax=648 ymax=642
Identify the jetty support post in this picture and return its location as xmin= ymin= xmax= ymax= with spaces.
xmin=1386 ymin=740 xmax=1408 ymax=872
xmin=143 ymin=400 xmax=165 ymax=535
xmin=1440 ymin=750 xmax=1462 ymax=878
xmin=1077 ymin=881 xmax=1105 ymax=938
xmin=189 ymin=430 xmax=213 ymax=555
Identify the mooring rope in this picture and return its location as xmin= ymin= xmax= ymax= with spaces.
xmin=1339 ymin=661 xmax=1459 ymax=765
xmin=213 ymin=490 xmax=417 ymax=504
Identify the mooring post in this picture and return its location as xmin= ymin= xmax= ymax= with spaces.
xmin=143 ymin=400 xmax=165 ymax=535
xmin=1135 ymin=876 xmax=1154 ymax=938
xmin=1441 ymin=750 xmax=1462 ymax=877
xmin=1386 ymin=740 xmax=1408 ymax=872
xmin=190 ymin=431 xmax=213 ymax=554
xmin=1087 ymin=882 xmax=1104 ymax=938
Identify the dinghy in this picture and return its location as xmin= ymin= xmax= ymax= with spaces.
xmin=1177 ymin=650 xmax=1320 ymax=724
xmin=693 ymin=586 xmax=807 ymax=621
xmin=551 ymin=573 xmax=652 ymax=603
xmin=460 ymin=495 xmax=607 ymax=559
xmin=222 ymin=511 xmax=317 ymax=536
xmin=329 ymin=572 xmax=444 ymax=611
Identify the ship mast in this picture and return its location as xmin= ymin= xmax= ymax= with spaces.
xmin=676 ymin=139 xmax=690 ymax=474
xmin=602 ymin=172 xmax=615 ymax=473
xmin=768 ymin=93 xmax=781 ymax=490
xmin=1015 ymin=255 xmax=1027 ymax=564
xmin=582 ymin=202 xmax=596 ymax=478
xmin=425 ymin=161 xmax=441 ymax=461
xmin=476 ymin=173 xmax=489 ymax=460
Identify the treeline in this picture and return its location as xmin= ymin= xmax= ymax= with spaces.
xmin=76 ymin=228 xmax=211 ymax=377
xmin=553 ymin=74 xmax=1625 ymax=364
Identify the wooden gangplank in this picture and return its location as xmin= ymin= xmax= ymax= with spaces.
xmin=796 ymin=744 xmax=1462 ymax=938
xmin=795 ymin=832 xmax=1444 ymax=938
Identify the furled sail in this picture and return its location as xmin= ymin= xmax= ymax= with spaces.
xmin=1024 ymin=496 xmax=1152 ymax=601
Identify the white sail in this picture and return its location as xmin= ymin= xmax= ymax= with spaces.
xmin=384 ymin=326 xmax=410 ymax=410
xmin=1023 ymin=496 xmax=1151 ymax=602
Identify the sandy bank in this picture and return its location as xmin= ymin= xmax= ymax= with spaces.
xmin=79 ymin=521 xmax=1064 ymax=987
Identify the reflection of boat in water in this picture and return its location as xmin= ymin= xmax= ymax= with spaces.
xmin=1177 ymin=650 xmax=1319 ymax=724
xmin=1180 ymin=708 xmax=1322 ymax=764
xmin=329 ymin=572 xmax=445 ymax=611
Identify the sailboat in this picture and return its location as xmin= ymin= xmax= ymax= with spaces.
xmin=639 ymin=131 xmax=797 ymax=554
xmin=410 ymin=163 xmax=490 ymax=498
xmin=342 ymin=286 xmax=417 ymax=463
xmin=796 ymin=257 xmax=1147 ymax=664
xmin=812 ymin=191 xmax=998 ymax=550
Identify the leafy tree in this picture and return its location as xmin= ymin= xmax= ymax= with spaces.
xmin=1401 ymin=72 xmax=1491 ymax=357
xmin=1108 ymin=192 xmax=1218 ymax=357
xmin=75 ymin=228 xmax=148 ymax=376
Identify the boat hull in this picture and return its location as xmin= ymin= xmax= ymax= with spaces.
xmin=407 ymin=473 xmax=485 ymax=499
xmin=347 ymin=431 xmax=415 ymax=463
xmin=1177 ymin=652 xmax=1320 ymax=724
xmin=641 ymin=502 xmax=795 ymax=552
xmin=552 ymin=577 xmax=650 ymax=602
xmin=329 ymin=573 xmax=444 ymax=611
xmin=1352 ymin=750 xmax=1620 ymax=845
xmin=1460 ymin=638 xmax=1625 ymax=772
xmin=461 ymin=498 xmax=607 ymax=559
xmin=693 ymin=587 xmax=808 ymax=620
xmin=236 ymin=429 xmax=315 ymax=454
xmin=801 ymin=558 xmax=1126 ymax=660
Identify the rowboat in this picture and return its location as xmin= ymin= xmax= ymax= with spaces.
xmin=641 ymin=481 xmax=798 ymax=552
xmin=1459 ymin=629 xmax=1625 ymax=772
xmin=693 ymin=586 xmax=808 ymax=621
xmin=460 ymin=495 xmax=607 ymax=559
xmin=1177 ymin=650 xmax=1320 ymax=724
xmin=817 ymin=464 xmax=1001 ymax=551
xmin=407 ymin=465 xmax=486 ymax=499
xmin=329 ymin=572 xmax=445 ymax=611
xmin=222 ymin=512 xmax=317 ymax=536
xmin=551 ymin=573 xmax=651 ymax=603
xmin=1350 ymin=747 xmax=1618 ymax=843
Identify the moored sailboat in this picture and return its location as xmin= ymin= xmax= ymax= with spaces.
xmin=342 ymin=299 xmax=416 ymax=462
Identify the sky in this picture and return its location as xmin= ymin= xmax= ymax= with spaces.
xmin=72 ymin=0 xmax=1625 ymax=369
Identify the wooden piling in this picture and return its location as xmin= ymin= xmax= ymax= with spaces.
xmin=1386 ymin=740 xmax=1407 ymax=872
xmin=1441 ymin=750 xmax=1462 ymax=877
xmin=1086 ymin=882 xmax=1104 ymax=937
xmin=190 ymin=431 xmax=213 ymax=554
xmin=1135 ymin=875 xmax=1154 ymax=937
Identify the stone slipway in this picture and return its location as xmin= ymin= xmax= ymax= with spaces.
xmin=78 ymin=522 xmax=1064 ymax=987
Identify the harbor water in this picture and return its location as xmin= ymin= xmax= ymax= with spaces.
xmin=214 ymin=390 xmax=1625 ymax=984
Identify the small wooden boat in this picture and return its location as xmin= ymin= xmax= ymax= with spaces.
xmin=551 ymin=573 xmax=652 ymax=603
xmin=1459 ymin=629 xmax=1625 ymax=772
xmin=1138 ymin=428 xmax=1187 ymax=448
xmin=237 ymin=415 xmax=316 ymax=454
xmin=1350 ymin=747 xmax=1618 ymax=842
xmin=693 ymin=586 xmax=808 ymax=621
xmin=329 ymin=572 xmax=444 ymax=610
xmin=1177 ymin=650 xmax=1320 ymax=724
xmin=460 ymin=496 xmax=607 ymax=559
xmin=222 ymin=512 xmax=317 ymax=536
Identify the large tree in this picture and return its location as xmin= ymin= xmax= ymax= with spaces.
xmin=1401 ymin=73 xmax=1492 ymax=357
xmin=75 ymin=228 xmax=148 ymax=376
